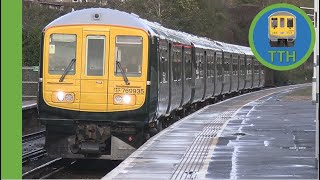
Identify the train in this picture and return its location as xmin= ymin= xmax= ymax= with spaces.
xmin=38 ymin=8 xmax=265 ymax=160
xmin=269 ymin=11 xmax=296 ymax=47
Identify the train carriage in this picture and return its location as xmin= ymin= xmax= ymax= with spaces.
xmin=215 ymin=51 xmax=224 ymax=96
xmin=157 ymin=39 xmax=170 ymax=117
xmin=239 ymin=46 xmax=254 ymax=90
xmin=252 ymin=57 xmax=261 ymax=88
xmin=200 ymin=38 xmax=221 ymax=102
xmin=38 ymin=8 xmax=264 ymax=160
xmin=228 ymin=44 xmax=241 ymax=93
xmin=181 ymin=46 xmax=193 ymax=108
xmin=204 ymin=50 xmax=216 ymax=100
xmin=193 ymin=49 xmax=206 ymax=102
xmin=237 ymin=47 xmax=246 ymax=91
xmin=220 ymin=43 xmax=232 ymax=95
xmin=258 ymin=60 xmax=265 ymax=88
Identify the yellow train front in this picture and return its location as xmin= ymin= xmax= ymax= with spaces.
xmin=38 ymin=9 xmax=152 ymax=160
xmin=268 ymin=11 xmax=296 ymax=47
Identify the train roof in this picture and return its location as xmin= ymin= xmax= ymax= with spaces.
xmin=45 ymin=8 xmax=253 ymax=55
xmin=237 ymin=46 xmax=254 ymax=56
xmin=269 ymin=11 xmax=295 ymax=17
xmin=45 ymin=8 xmax=155 ymax=34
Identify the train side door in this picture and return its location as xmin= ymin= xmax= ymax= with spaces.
xmin=80 ymin=31 xmax=110 ymax=112
xmin=158 ymin=41 xmax=170 ymax=115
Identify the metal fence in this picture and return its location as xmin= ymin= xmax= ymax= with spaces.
xmin=22 ymin=66 xmax=39 ymax=101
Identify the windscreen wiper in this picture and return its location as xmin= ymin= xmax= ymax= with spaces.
xmin=59 ymin=58 xmax=76 ymax=82
xmin=116 ymin=61 xmax=130 ymax=85
xmin=116 ymin=50 xmax=130 ymax=85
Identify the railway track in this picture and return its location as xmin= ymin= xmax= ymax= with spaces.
xmin=22 ymin=158 xmax=76 ymax=179
xmin=22 ymin=130 xmax=46 ymax=165
xmin=22 ymin=148 xmax=47 ymax=164
xmin=22 ymin=130 xmax=46 ymax=143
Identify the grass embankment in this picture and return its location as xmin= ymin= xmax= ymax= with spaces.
xmin=282 ymin=86 xmax=312 ymax=101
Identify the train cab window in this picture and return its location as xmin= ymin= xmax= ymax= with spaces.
xmin=86 ymin=36 xmax=105 ymax=76
xmin=115 ymin=36 xmax=143 ymax=77
xmin=48 ymin=34 xmax=76 ymax=75
xmin=287 ymin=18 xmax=293 ymax=28
xmin=271 ymin=18 xmax=278 ymax=28
xmin=280 ymin=18 xmax=285 ymax=28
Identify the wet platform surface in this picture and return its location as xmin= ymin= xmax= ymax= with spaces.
xmin=22 ymin=100 xmax=37 ymax=110
xmin=104 ymin=85 xmax=317 ymax=179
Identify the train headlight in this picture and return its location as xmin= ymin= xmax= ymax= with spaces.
xmin=65 ymin=94 xmax=74 ymax=102
xmin=123 ymin=95 xmax=131 ymax=104
xmin=114 ymin=95 xmax=123 ymax=104
xmin=57 ymin=91 xmax=65 ymax=101
xmin=113 ymin=94 xmax=136 ymax=105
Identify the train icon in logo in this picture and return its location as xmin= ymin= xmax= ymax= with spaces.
xmin=268 ymin=11 xmax=296 ymax=47
xmin=249 ymin=3 xmax=315 ymax=71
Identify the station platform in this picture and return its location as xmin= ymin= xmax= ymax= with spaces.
xmin=22 ymin=100 xmax=37 ymax=110
xmin=104 ymin=84 xmax=317 ymax=179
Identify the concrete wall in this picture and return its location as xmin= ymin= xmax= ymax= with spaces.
xmin=23 ymin=67 xmax=39 ymax=101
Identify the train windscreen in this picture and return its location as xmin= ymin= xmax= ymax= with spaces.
xmin=115 ymin=36 xmax=143 ymax=77
xmin=287 ymin=18 xmax=293 ymax=28
xmin=48 ymin=34 xmax=76 ymax=75
xmin=271 ymin=18 xmax=278 ymax=28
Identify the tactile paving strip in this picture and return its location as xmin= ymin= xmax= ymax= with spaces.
xmin=170 ymin=111 xmax=235 ymax=180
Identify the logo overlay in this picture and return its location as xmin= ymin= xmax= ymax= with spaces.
xmin=249 ymin=3 xmax=315 ymax=71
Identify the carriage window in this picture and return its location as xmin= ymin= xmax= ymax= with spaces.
xmin=240 ymin=58 xmax=245 ymax=75
xmin=254 ymin=61 xmax=259 ymax=74
xmin=210 ymin=61 xmax=214 ymax=77
xmin=271 ymin=18 xmax=278 ymax=28
xmin=199 ymin=55 xmax=204 ymax=78
xmin=280 ymin=18 xmax=285 ymax=28
xmin=48 ymin=34 xmax=76 ymax=75
xmin=233 ymin=57 xmax=238 ymax=75
xmin=86 ymin=36 xmax=105 ymax=76
xmin=287 ymin=18 xmax=293 ymax=28
xmin=196 ymin=54 xmax=200 ymax=79
xmin=160 ymin=47 xmax=168 ymax=83
xmin=173 ymin=50 xmax=182 ymax=81
xmin=212 ymin=60 xmax=215 ymax=77
xmin=224 ymin=56 xmax=230 ymax=75
xmin=209 ymin=55 xmax=214 ymax=77
xmin=185 ymin=52 xmax=192 ymax=79
xmin=217 ymin=56 xmax=223 ymax=77
xmin=247 ymin=58 xmax=252 ymax=75
xmin=115 ymin=36 xmax=143 ymax=77
xmin=207 ymin=55 xmax=211 ymax=77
